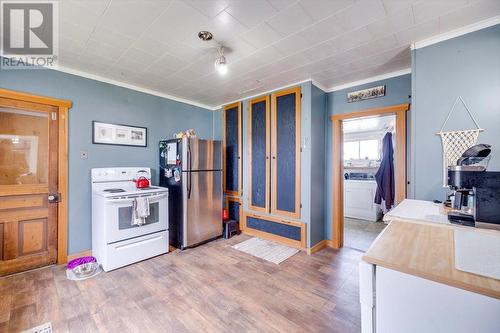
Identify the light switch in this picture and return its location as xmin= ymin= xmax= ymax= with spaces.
xmin=80 ymin=150 xmax=88 ymax=159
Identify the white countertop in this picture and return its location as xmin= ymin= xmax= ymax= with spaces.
xmin=384 ymin=199 xmax=450 ymax=224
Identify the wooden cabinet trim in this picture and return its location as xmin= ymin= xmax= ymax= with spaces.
xmin=270 ymin=86 xmax=301 ymax=219
xmin=247 ymin=95 xmax=271 ymax=213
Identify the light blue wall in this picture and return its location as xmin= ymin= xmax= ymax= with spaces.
xmin=310 ymin=84 xmax=327 ymax=246
xmin=325 ymin=74 xmax=412 ymax=240
xmin=412 ymin=24 xmax=500 ymax=200
xmin=0 ymin=69 xmax=214 ymax=254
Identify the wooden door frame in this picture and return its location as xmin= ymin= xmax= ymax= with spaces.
xmin=331 ymin=103 xmax=410 ymax=249
xmin=0 ymin=88 xmax=72 ymax=264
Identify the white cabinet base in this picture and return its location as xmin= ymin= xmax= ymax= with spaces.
xmin=375 ymin=267 xmax=500 ymax=333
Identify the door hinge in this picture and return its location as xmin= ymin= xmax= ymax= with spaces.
xmin=300 ymin=93 xmax=303 ymax=98
xmin=300 ymin=203 xmax=302 ymax=208
xmin=51 ymin=112 xmax=57 ymax=120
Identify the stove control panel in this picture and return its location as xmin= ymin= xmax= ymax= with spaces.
xmin=91 ymin=167 xmax=151 ymax=182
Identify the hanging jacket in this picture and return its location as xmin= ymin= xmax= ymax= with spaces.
xmin=374 ymin=132 xmax=395 ymax=209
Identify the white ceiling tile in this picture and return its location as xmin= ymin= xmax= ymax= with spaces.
xmin=412 ymin=0 xmax=469 ymax=24
xmin=90 ymin=25 xmax=135 ymax=51
xmin=116 ymin=48 xmax=159 ymax=69
xmin=59 ymin=20 xmax=94 ymax=42
xmin=59 ymin=0 xmax=109 ymax=28
xmin=336 ymin=0 xmax=387 ymax=31
xmin=225 ymin=0 xmax=278 ymax=28
xmin=301 ymin=40 xmax=339 ymax=62
xmin=381 ymin=0 xmax=415 ymax=15
xmin=365 ymin=6 xmax=415 ymax=39
xmin=395 ymin=18 xmax=439 ymax=44
xmin=84 ymin=39 xmax=127 ymax=59
xmin=298 ymin=0 xmax=354 ymax=21
xmin=143 ymin=0 xmax=211 ymax=45
xmin=208 ymin=10 xmax=249 ymax=42
xmin=70 ymin=53 xmax=115 ymax=75
xmin=330 ymin=26 xmax=373 ymax=52
xmin=355 ymin=35 xmax=400 ymax=56
xmin=267 ymin=0 xmax=298 ymax=11
xmin=224 ymin=38 xmax=258 ymax=62
xmin=299 ymin=15 xmax=349 ymax=45
xmin=439 ymin=0 xmax=500 ymax=33
xmin=184 ymin=0 xmax=232 ymax=18
xmin=98 ymin=0 xmax=172 ymax=38
xmin=240 ymin=23 xmax=284 ymax=49
xmin=273 ymin=33 xmax=313 ymax=55
xmin=266 ymin=3 xmax=314 ymax=36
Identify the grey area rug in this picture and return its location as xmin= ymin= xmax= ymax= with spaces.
xmin=232 ymin=237 xmax=299 ymax=264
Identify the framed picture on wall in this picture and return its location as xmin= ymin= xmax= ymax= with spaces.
xmin=92 ymin=121 xmax=147 ymax=147
xmin=347 ymin=85 xmax=386 ymax=103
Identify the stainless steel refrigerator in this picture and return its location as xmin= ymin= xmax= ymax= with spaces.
xmin=159 ymin=137 xmax=222 ymax=249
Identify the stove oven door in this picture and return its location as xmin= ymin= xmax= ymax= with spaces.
xmin=104 ymin=193 xmax=168 ymax=244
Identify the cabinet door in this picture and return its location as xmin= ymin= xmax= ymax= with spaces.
xmin=271 ymin=87 xmax=301 ymax=219
xmin=223 ymin=102 xmax=242 ymax=196
xmin=248 ymin=96 xmax=270 ymax=212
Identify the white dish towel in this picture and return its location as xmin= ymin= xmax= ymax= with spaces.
xmin=132 ymin=197 xmax=150 ymax=226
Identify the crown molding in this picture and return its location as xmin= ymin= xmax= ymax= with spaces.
xmin=215 ymin=78 xmax=314 ymax=109
xmin=411 ymin=15 xmax=500 ymax=50
xmin=327 ymin=68 xmax=411 ymax=92
xmin=53 ymin=65 xmax=217 ymax=110
xmin=311 ymin=79 xmax=329 ymax=92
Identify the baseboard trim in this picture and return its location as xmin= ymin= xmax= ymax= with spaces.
xmin=306 ymin=240 xmax=334 ymax=255
xmin=67 ymin=250 xmax=92 ymax=262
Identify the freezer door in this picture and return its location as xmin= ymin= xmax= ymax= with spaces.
xmin=182 ymin=170 xmax=222 ymax=247
xmin=182 ymin=138 xmax=222 ymax=171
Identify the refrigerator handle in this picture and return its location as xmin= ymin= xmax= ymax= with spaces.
xmin=187 ymin=139 xmax=192 ymax=199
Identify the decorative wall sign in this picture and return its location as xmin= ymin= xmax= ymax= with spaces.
xmin=347 ymin=85 xmax=386 ymax=103
xmin=93 ymin=121 xmax=147 ymax=147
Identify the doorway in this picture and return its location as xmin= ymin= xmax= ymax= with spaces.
xmin=0 ymin=89 xmax=71 ymax=276
xmin=342 ymin=114 xmax=395 ymax=251
xmin=331 ymin=104 xmax=409 ymax=249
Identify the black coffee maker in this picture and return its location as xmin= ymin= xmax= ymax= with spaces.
xmin=447 ymin=144 xmax=500 ymax=229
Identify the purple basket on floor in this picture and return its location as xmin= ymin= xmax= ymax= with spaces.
xmin=67 ymin=256 xmax=96 ymax=270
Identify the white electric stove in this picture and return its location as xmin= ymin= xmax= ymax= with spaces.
xmin=91 ymin=167 xmax=169 ymax=271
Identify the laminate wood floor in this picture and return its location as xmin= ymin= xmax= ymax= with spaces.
xmin=0 ymin=235 xmax=363 ymax=333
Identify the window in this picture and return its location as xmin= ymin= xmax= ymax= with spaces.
xmin=344 ymin=139 xmax=380 ymax=161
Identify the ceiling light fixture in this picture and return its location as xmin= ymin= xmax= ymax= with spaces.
xmin=197 ymin=31 xmax=213 ymax=41
xmin=214 ymin=45 xmax=228 ymax=75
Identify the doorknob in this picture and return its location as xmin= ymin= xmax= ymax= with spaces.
xmin=48 ymin=194 xmax=60 ymax=203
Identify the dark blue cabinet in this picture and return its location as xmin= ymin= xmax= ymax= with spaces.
xmin=271 ymin=87 xmax=301 ymax=219
xmin=248 ymin=96 xmax=270 ymax=212
xmin=223 ymin=102 xmax=241 ymax=196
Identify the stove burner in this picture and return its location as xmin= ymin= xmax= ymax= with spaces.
xmin=103 ymin=188 xmax=126 ymax=193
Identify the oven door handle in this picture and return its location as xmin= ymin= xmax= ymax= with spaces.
xmin=106 ymin=193 xmax=168 ymax=203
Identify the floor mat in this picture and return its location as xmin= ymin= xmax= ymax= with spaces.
xmin=232 ymin=237 xmax=299 ymax=264
xmin=21 ymin=322 xmax=52 ymax=333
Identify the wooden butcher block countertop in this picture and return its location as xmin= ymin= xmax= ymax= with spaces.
xmin=363 ymin=220 xmax=500 ymax=300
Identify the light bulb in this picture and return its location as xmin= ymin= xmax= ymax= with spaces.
xmin=215 ymin=55 xmax=227 ymax=75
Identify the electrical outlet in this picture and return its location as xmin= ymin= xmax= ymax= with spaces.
xmin=80 ymin=150 xmax=88 ymax=159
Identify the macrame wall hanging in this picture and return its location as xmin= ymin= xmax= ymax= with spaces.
xmin=436 ymin=96 xmax=484 ymax=187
